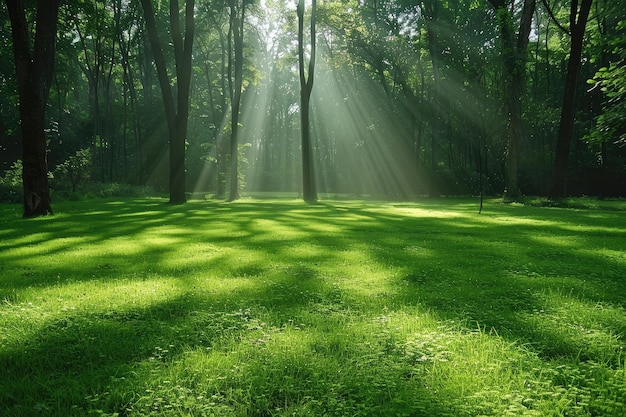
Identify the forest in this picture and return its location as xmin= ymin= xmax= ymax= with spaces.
xmin=1 ymin=0 xmax=625 ymax=215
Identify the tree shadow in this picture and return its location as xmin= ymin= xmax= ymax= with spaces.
xmin=1 ymin=198 xmax=625 ymax=415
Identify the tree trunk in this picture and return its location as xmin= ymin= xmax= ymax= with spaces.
xmin=5 ymin=0 xmax=60 ymax=217
xmin=298 ymin=0 xmax=317 ymax=203
xmin=140 ymin=0 xmax=194 ymax=204
xmin=228 ymin=0 xmax=245 ymax=202
xmin=424 ymin=0 xmax=441 ymax=197
xmin=548 ymin=0 xmax=593 ymax=198
xmin=300 ymin=90 xmax=316 ymax=202
xmin=488 ymin=0 xmax=536 ymax=199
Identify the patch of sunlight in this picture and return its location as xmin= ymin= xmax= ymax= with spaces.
xmin=0 ymin=276 xmax=187 ymax=345
xmin=1 ymin=232 xmax=54 ymax=248
xmin=527 ymin=234 xmax=584 ymax=247
xmin=383 ymin=206 xmax=469 ymax=219
xmin=332 ymin=264 xmax=398 ymax=302
xmin=82 ymin=210 xmax=116 ymax=216
xmin=115 ymin=210 xmax=165 ymax=218
xmin=251 ymin=218 xmax=312 ymax=239
xmin=41 ymin=276 xmax=183 ymax=309
xmin=479 ymin=214 xmax=626 ymax=236
xmin=403 ymin=244 xmax=436 ymax=257
xmin=416 ymin=324 xmax=548 ymax=416
xmin=559 ymin=223 xmax=625 ymax=235
xmin=519 ymin=289 xmax=626 ymax=360
xmin=478 ymin=215 xmax=562 ymax=227
xmin=580 ymin=248 xmax=626 ymax=264
xmin=0 ymin=236 xmax=96 ymax=264
xmin=361 ymin=307 xmax=440 ymax=337
xmin=301 ymin=220 xmax=344 ymax=234
xmin=287 ymin=242 xmax=330 ymax=260
xmin=157 ymin=246 xmax=248 ymax=275
xmin=138 ymin=234 xmax=182 ymax=246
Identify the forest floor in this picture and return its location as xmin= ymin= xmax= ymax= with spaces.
xmin=1 ymin=196 xmax=625 ymax=416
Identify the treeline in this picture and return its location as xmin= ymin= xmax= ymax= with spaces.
xmin=1 ymin=0 xmax=625 ymax=205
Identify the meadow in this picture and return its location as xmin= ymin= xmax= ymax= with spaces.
xmin=1 ymin=196 xmax=625 ymax=416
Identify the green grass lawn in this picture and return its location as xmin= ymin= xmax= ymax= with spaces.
xmin=1 ymin=197 xmax=625 ymax=416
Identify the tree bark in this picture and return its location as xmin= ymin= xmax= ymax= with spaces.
xmin=5 ymin=0 xmax=61 ymax=217
xmin=298 ymin=0 xmax=317 ymax=203
xmin=548 ymin=0 xmax=593 ymax=198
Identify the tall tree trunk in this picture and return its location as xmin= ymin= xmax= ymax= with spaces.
xmin=548 ymin=0 xmax=593 ymax=198
xmin=140 ymin=0 xmax=195 ymax=204
xmin=5 ymin=0 xmax=61 ymax=217
xmin=423 ymin=0 xmax=441 ymax=197
xmin=228 ymin=0 xmax=245 ymax=202
xmin=298 ymin=0 xmax=317 ymax=203
xmin=488 ymin=0 xmax=536 ymax=199
xmin=172 ymin=0 xmax=194 ymax=204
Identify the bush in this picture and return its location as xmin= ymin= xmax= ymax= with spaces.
xmin=0 ymin=160 xmax=22 ymax=204
xmin=51 ymin=182 xmax=157 ymax=201
xmin=52 ymin=149 xmax=92 ymax=192
xmin=84 ymin=182 xmax=157 ymax=198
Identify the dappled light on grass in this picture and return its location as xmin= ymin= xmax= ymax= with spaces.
xmin=1 ymin=197 xmax=626 ymax=416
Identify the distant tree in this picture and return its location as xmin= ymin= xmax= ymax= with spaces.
xmin=487 ymin=0 xmax=536 ymax=199
xmin=70 ymin=0 xmax=117 ymax=182
xmin=114 ymin=0 xmax=143 ymax=184
xmin=548 ymin=0 xmax=594 ymax=198
xmin=195 ymin=3 xmax=230 ymax=198
xmin=298 ymin=0 xmax=317 ymax=203
xmin=140 ymin=0 xmax=195 ymax=204
xmin=5 ymin=0 xmax=61 ymax=217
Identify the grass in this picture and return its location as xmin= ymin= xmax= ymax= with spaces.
xmin=0 ymin=196 xmax=625 ymax=416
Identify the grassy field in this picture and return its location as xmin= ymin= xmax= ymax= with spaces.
xmin=1 ymin=197 xmax=625 ymax=416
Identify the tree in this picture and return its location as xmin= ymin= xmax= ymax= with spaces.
xmin=140 ymin=0 xmax=195 ymax=204
xmin=195 ymin=3 xmax=230 ymax=198
xmin=298 ymin=0 xmax=317 ymax=203
xmin=5 ymin=0 xmax=61 ymax=217
xmin=227 ymin=0 xmax=246 ymax=201
xmin=487 ymin=0 xmax=536 ymax=199
xmin=547 ymin=0 xmax=594 ymax=198
xmin=70 ymin=0 xmax=117 ymax=183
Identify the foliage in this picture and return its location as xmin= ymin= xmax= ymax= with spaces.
xmin=1 ymin=198 xmax=626 ymax=416
xmin=237 ymin=142 xmax=251 ymax=192
xmin=0 ymin=0 xmax=625 ymax=199
xmin=585 ymin=21 xmax=626 ymax=147
xmin=0 ymin=160 xmax=22 ymax=203
xmin=0 ymin=159 xmax=22 ymax=187
xmin=52 ymin=148 xmax=93 ymax=192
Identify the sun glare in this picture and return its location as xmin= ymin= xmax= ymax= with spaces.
xmin=237 ymin=2 xmax=433 ymax=199
xmin=189 ymin=1 xmax=496 ymax=200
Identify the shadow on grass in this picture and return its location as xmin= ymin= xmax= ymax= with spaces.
xmin=1 ymin=197 xmax=625 ymax=415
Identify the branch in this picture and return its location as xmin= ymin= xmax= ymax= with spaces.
xmin=307 ymin=0 xmax=316 ymax=91
xmin=140 ymin=0 xmax=176 ymax=128
xmin=540 ymin=0 xmax=570 ymax=36
xmin=170 ymin=0 xmax=183 ymax=65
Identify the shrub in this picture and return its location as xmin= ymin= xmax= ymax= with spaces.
xmin=52 ymin=148 xmax=93 ymax=192
xmin=0 ymin=160 xmax=22 ymax=204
